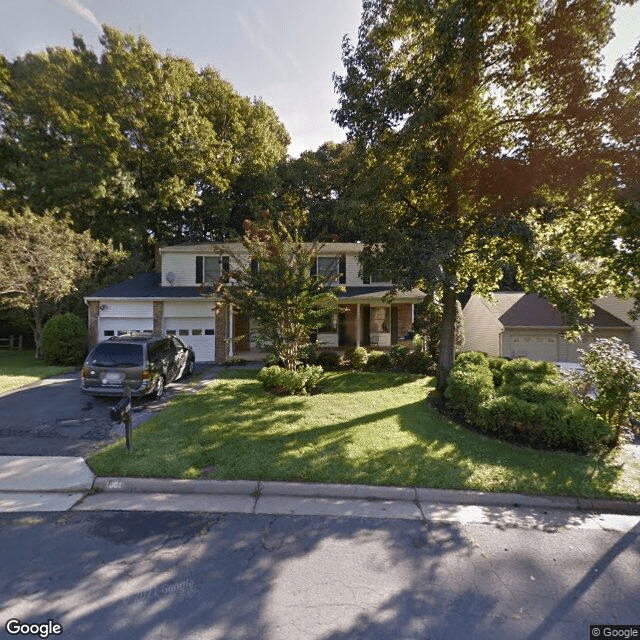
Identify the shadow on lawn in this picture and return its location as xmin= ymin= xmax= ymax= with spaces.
xmin=189 ymin=373 xmax=624 ymax=498
xmin=96 ymin=369 xmax=626 ymax=498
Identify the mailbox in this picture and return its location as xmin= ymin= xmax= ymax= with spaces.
xmin=110 ymin=396 xmax=131 ymax=423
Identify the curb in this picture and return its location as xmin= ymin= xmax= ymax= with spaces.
xmin=92 ymin=477 xmax=640 ymax=515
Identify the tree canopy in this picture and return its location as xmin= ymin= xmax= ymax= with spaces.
xmin=0 ymin=26 xmax=290 ymax=252
xmin=0 ymin=209 xmax=125 ymax=358
xmin=334 ymin=0 xmax=636 ymax=389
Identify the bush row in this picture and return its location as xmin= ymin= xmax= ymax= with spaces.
xmin=257 ymin=364 xmax=324 ymax=395
xmin=444 ymin=352 xmax=614 ymax=454
xmin=309 ymin=345 xmax=435 ymax=374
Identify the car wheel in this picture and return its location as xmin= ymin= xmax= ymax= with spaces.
xmin=153 ymin=376 xmax=165 ymax=400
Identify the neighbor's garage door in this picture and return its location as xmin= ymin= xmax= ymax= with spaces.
xmin=98 ymin=317 xmax=153 ymax=340
xmin=164 ymin=317 xmax=215 ymax=362
xmin=503 ymin=334 xmax=558 ymax=361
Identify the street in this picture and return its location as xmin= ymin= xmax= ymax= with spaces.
xmin=0 ymin=510 xmax=638 ymax=640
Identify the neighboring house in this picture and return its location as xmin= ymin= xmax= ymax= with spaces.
xmin=463 ymin=292 xmax=637 ymax=363
xmin=85 ymin=242 xmax=424 ymax=363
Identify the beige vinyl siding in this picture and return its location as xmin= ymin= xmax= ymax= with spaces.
xmin=462 ymin=295 xmax=504 ymax=356
xmin=345 ymin=253 xmax=363 ymax=285
xmin=162 ymin=251 xmax=249 ymax=287
xmin=595 ymin=296 xmax=640 ymax=356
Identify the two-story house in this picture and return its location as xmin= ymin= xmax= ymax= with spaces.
xmin=84 ymin=242 xmax=425 ymax=363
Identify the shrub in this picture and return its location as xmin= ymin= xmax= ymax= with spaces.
xmin=477 ymin=392 xmax=613 ymax=453
xmin=224 ymin=357 xmax=247 ymax=367
xmin=444 ymin=356 xmax=495 ymax=422
xmin=487 ymin=357 xmax=508 ymax=387
xmin=42 ymin=313 xmax=88 ymax=366
xmin=257 ymin=364 xmax=324 ymax=395
xmin=366 ymin=350 xmax=392 ymax=371
xmin=500 ymin=357 xmax=557 ymax=385
xmin=389 ymin=344 xmax=410 ymax=368
xmin=402 ymin=350 xmax=435 ymax=374
xmin=577 ymin=337 xmax=640 ymax=443
xmin=455 ymin=351 xmax=489 ymax=367
xmin=345 ymin=346 xmax=368 ymax=370
xmin=315 ymin=351 xmax=342 ymax=370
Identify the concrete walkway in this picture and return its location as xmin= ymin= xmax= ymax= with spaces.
xmin=1 ymin=456 xmax=639 ymax=533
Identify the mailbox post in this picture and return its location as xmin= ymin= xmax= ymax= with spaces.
xmin=110 ymin=385 xmax=133 ymax=452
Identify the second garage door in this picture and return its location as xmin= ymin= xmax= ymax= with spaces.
xmin=503 ymin=334 xmax=558 ymax=361
xmin=164 ymin=317 xmax=215 ymax=362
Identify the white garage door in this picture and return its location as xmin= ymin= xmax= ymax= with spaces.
xmin=98 ymin=318 xmax=153 ymax=339
xmin=164 ymin=317 xmax=215 ymax=362
xmin=506 ymin=335 xmax=558 ymax=361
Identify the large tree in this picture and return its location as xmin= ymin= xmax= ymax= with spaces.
xmin=0 ymin=27 xmax=289 ymax=252
xmin=0 ymin=209 xmax=125 ymax=358
xmin=334 ymin=0 xmax=632 ymax=391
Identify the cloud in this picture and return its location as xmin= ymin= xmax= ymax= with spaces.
xmin=53 ymin=0 xmax=101 ymax=32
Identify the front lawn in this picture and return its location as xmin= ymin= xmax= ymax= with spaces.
xmin=0 ymin=350 xmax=76 ymax=394
xmin=88 ymin=369 xmax=640 ymax=500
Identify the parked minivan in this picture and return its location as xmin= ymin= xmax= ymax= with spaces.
xmin=81 ymin=333 xmax=195 ymax=398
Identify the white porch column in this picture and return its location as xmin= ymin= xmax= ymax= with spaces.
xmin=228 ymin=304 xmax=234 ymax=357
xmin=356 ymin=303 xmax=361 ymax=347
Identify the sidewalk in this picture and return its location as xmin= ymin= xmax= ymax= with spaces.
xmin=1 ymin=455 xmax=639 ymax=533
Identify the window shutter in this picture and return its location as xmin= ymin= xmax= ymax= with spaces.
xmin=310 ymin=258 xmax=317 ymax=277
xmin=339 ymin=255 xmax=346 ymax=284
xmin=250 ymin=259 xmax=259 ymax=274
xmin=196 ymin=256 xmax=203 ymax=284
xmin=221 ymin=256 xmax=230 ymax=273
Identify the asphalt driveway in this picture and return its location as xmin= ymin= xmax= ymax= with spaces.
xmin=0 ymin=364 xmax=219 ymax=457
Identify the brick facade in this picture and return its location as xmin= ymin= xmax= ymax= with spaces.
xmin=395 ymin=303 xmax=413 ymax=338
xmin=153 ymin=301 xmax=164 ymax=334
xmin=88 ymin=301 xmax=100 ymax=347
xmin=214 ymin=303 xmax=227 ymax=364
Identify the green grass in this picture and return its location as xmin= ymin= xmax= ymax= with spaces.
xmin=88 ymin=369 xmax=640 ymax=500
xmin=0 ymin=350 xmax=76 ymax=394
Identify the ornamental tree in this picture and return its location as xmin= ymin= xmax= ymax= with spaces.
xmin=333 ymin=0 xmax=632 ymax=391
xmin=214 ymin=209 xmax=344 ymax=372
xmin=0 ymin=209 xmax=124 ymax=358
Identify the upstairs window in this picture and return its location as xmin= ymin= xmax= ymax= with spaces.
xmin=196 ymin=255 xmax=229 ymax=284
xmin=315 ymin=255 xmax=346 ymax=283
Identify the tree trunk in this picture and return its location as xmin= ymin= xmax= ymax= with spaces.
xmin=32 ymin=306 xmax=44 ymax=360
xmin=436 ymin=288 xmax=457 ymax=394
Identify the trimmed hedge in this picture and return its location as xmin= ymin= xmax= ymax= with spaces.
xmin=446 ymin=354 xmax=614 ymax=453
xmin=345 ymin=346 xmax=368 ymax=370
xmin=257 ymin=364 xmax=324 ymax=395
xmin=42 ymin=313 xmax=88 ymax=366
xmin=444 ymin=352 xmax=495 ymax=422
xmin=315 ymin=351 xmax=342 ymax=370
xmin=366 ymin=350 xmax=393 ymax=371
xmin=389 ymin=344 xmax=410 ymax=368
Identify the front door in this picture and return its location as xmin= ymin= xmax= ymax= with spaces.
xmin=391 ymin=307 xmax=398 ymax=344
xmin=234 ymin=312 xmax=251 ymax=352
xmin=362 ymin=305 xmax=371 ymax=346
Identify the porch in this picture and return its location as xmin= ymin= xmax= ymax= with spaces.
xmin=222 ymin=301 xmax=416 ymax=361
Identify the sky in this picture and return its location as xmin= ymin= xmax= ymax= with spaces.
xmin=0 ymin=0 xmax=638 ymax=159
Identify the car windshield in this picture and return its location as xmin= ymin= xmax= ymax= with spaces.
xmin=88 ymin=343 xmax=144 ymax=367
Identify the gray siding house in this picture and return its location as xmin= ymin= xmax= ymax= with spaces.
xmin=462 ymin=293 xmax=636 ymax=363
